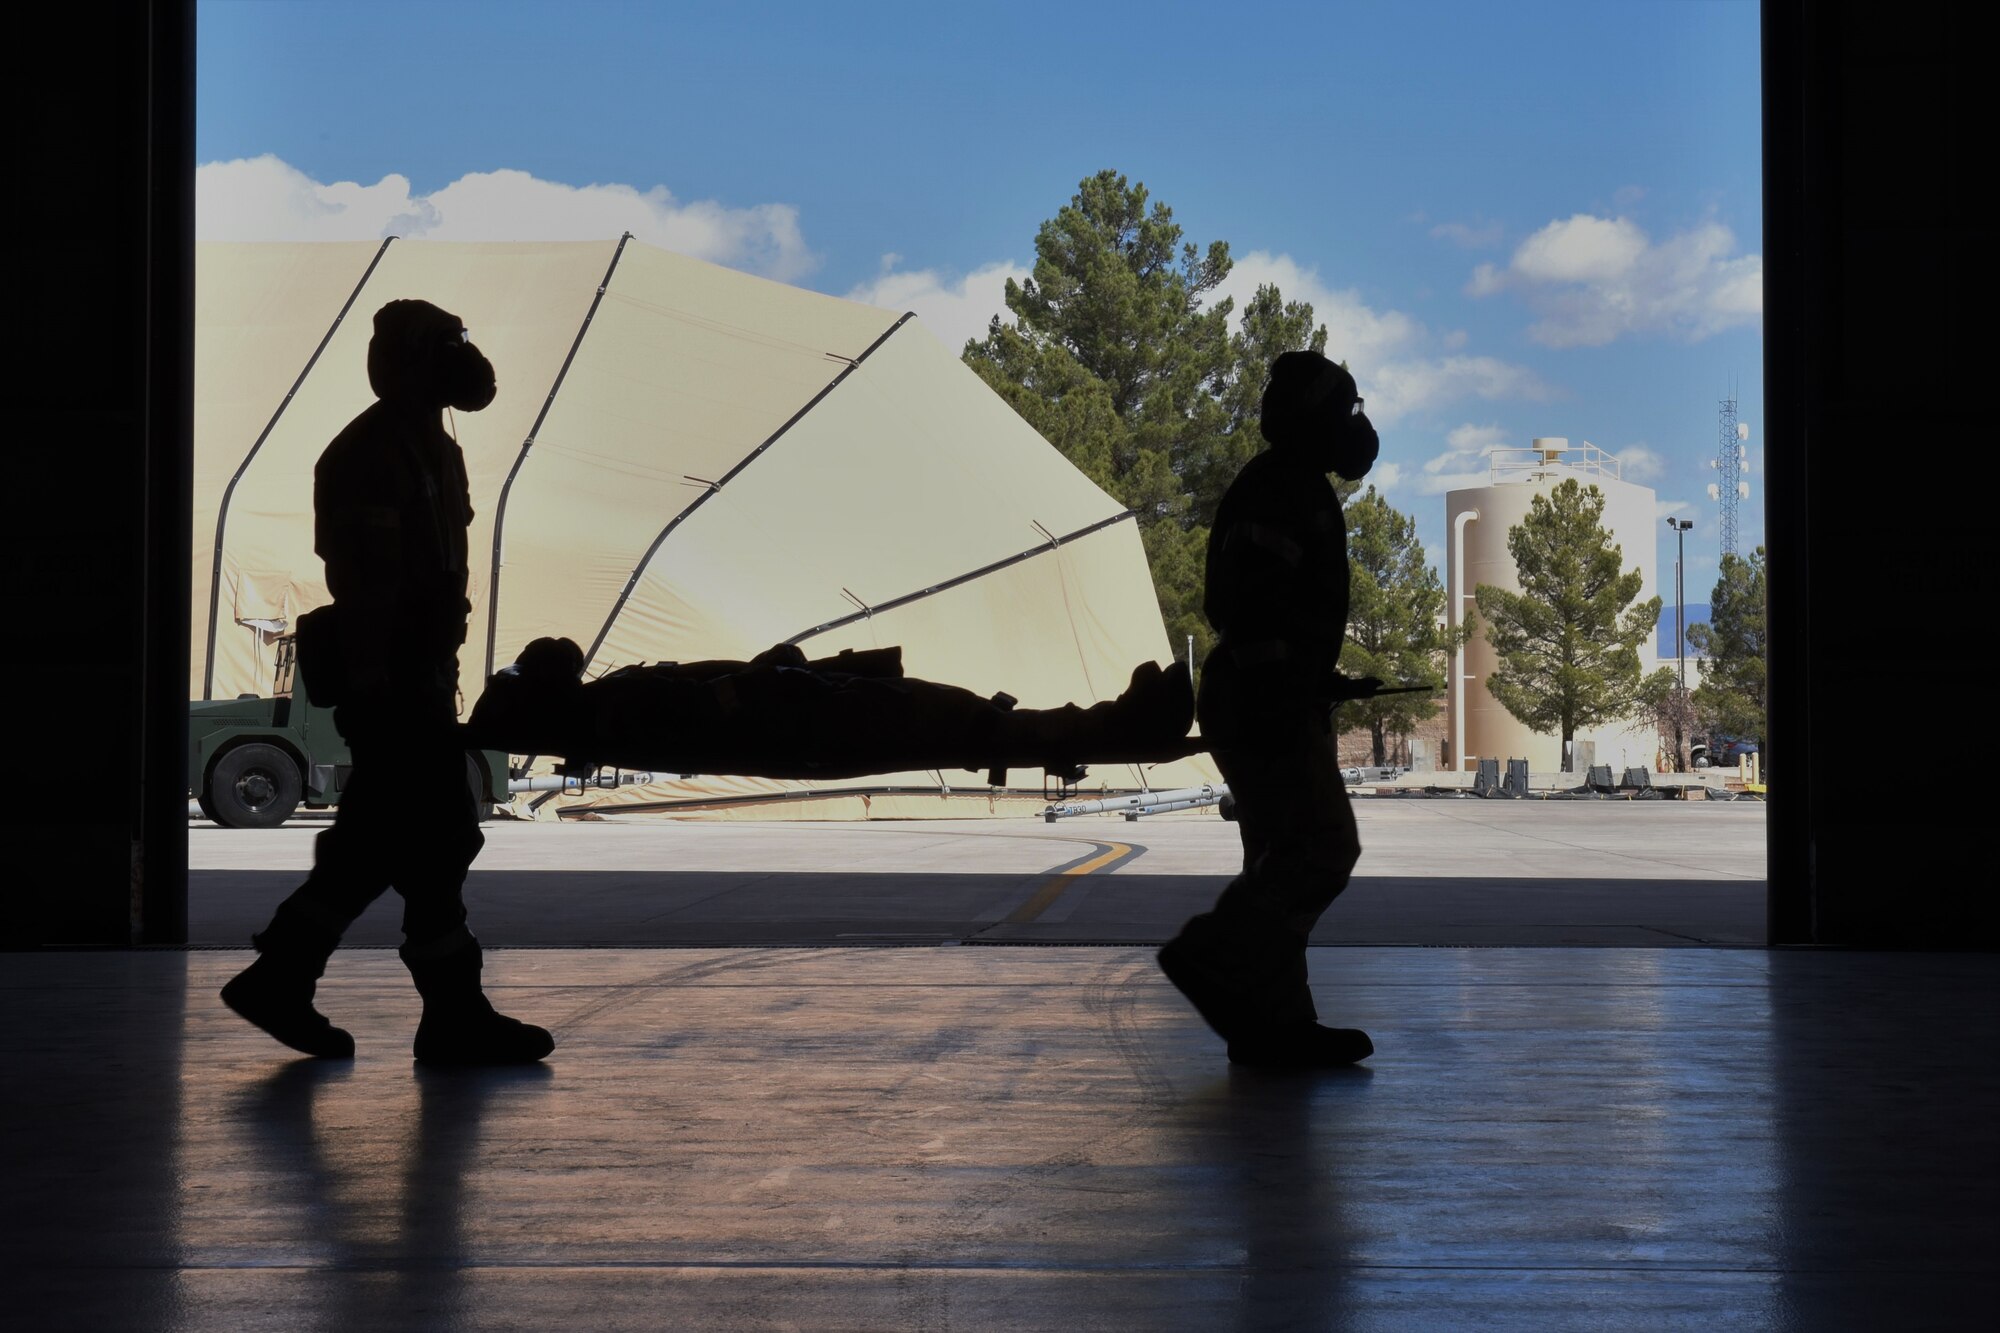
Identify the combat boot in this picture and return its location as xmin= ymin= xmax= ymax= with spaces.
xmin=220 ymin=911 xmax=354 ymax=1059
xmin=997 ymin=659 xmax=1195 ymax=765
xmin=1093 ymin=658 xmax=1193 ymax=752
xmin=1159 ymin=911 xmax=1366 ymax=1068
xmin=402 ymin=931 xmax=554 ymax=1066
xmin=1226 ymin=1023 xmax=1373 ymax=1069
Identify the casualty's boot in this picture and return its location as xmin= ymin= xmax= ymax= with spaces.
xmin=220 ymin=911 xmax=354 ymax=1059
xmin=1096 ymin=658 xmax=1194 ymax=752
xmin=995 ymin=659 xmax=1195 ymax=766
xmin=402 ymin=931 xmax=555 ymax=1066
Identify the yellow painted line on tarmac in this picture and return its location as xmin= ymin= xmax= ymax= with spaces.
xmin=1004 ymin=841 xmax=1134 ymax=925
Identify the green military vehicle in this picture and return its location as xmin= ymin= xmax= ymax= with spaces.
xmin=190 ymin=634 xmax=512 ymax=828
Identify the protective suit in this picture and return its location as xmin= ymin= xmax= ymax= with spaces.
xmin=221 ymin=300 xmax=551 ymax=1065
xmin=1157 ymin=350 xmax=1379 ymax=1068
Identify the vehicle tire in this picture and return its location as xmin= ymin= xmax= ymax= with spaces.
xmin=465 ymin=752 xmax=493 ymax=823
xmin=206 ymin=743 xmax=303 ymax=829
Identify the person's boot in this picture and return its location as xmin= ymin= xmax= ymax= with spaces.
xmin=1157 ymin=924 xmax=1263 ymax=1042
xmin=1160 ymin=914 xmax=1369 ymax=1067
xmin=1226 ymin=1024 xmax=1373 ymax=1069
xmin=402 ymin=931 xmax=554 ymax=1066
xmin=220 ymin=912 xmax=354 ymax=1059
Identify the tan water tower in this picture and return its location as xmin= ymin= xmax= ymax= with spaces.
xmin=1444 ymin=439 xmax=1661 ymax=773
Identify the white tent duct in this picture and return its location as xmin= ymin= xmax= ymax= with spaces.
xmin=194 ymin=238 xmax=1216 ymax=817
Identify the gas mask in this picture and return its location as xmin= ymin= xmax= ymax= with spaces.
xmin=1315 ymin=398 xmax=1378 ymax=481
xmin=1259 ymin=350 xmax=1377 ymax=480
xmin=367 ymin=299 xmax=497 ymax=412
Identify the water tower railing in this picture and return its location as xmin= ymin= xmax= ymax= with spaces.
xmin=1488 ymin=441 xmax=1623 ymax=483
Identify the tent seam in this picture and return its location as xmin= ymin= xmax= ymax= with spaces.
xmin=200 ymin=236 xmax=394 ymax=699
xmin=577 ymin=310 xmax=918 ymax=672
xmin=783 ymin=510 xmax=1140 ymax=646
xmin=483 ymin=232 xmax=634 ymax=678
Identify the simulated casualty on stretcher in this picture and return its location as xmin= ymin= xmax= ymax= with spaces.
xmin=465 ymin=635 xmax=1203 ymax=786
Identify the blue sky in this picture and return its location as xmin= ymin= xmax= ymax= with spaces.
xmin=197 ymin=0 xmax=1764 ymax=597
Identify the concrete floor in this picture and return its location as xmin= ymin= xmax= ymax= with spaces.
xmin=4 ymin=944 xmax=1994 ymax=1330
xmin=25 ymin=806 xmax=1982 ymax=1330
xmin=189 ymin=802 xmax=1770 ymax=946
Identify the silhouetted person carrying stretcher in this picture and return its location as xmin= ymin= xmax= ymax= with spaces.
xmin=1157 ymin=350 xmax=1380 ymax=1068
xmin=222 ymin=300 xmax=553 ymax=1065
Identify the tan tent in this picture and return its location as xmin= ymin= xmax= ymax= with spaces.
xmin=195 ymin=237 xmax=1217 ymax=817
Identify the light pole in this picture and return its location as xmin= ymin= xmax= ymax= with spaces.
xmin=1666 ymin=518 xmax=1694 ymax=686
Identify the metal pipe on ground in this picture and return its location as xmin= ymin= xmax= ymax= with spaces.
xmin=1044 ymin=784 xmax=1228 ymax=822
xmin=508 ymin=770 xmax=676 ymax=794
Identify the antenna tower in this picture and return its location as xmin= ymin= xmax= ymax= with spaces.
xmin=1708 ymin=390 xmax=1750 ymax=560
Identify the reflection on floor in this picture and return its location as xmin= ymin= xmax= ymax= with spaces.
xmin=5 ymin=947 xmax=1993 ymax=1330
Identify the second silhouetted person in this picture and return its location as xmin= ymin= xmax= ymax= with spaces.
xmin=222 ymin=299 xmax=554 ymax=1066
xmin=1158 ymin=350 xmax=1379 ymax=1069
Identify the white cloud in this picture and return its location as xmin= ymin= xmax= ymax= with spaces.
xmin=1444 ymin=422 xmax=1511 ymax=454
xmin=1213 ymin=251 xmax=1420 ymax=369
xmin=1369 ymin=356 xmax=1555 ymax=426
xmin=1467 ymin=212 xmax=1761 ymax=347
xmin=1368 ymin=461 xmax=1404 ymax=491
xmin=1515 ymin=214 xmax=1649 ymax=283
xmin=1615 ymin=444 xmax=1666 ymax=483
xmin=1656 ymin=499 xmax=1695 ymax=519
xmin=1211 ymin=252 xmax=1551 ymax=424
xmin=197 ymin=154 xmax=816 ymax=281
xmin=843 ymin=256 xmax=1031 ymax=354
xmin=1418 ymin=422 xmax=1510 ymax=493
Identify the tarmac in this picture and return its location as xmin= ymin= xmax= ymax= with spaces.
xmin=189 ymin=800 xmax=1770 ymax=948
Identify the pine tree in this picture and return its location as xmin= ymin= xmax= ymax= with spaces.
xmin=1338 ymin=487 xmax=1464 ymax=765
xmin=1688 ymin=546 xmax=1767 ymax=741
xmin=1637 ymin=667 xmax=1700 ymax=771
xmin=1473 ymin=479 xmax=1662 ymax=765
xmin=963 ymin=170 xmax=1325 ymax=659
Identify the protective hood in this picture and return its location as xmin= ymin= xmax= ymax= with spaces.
xmin=367 ymin=298 xmax=497 ymax=411
xmin=1259 ymin=349 xmax=1377 ymax=480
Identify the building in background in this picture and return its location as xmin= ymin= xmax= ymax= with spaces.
xmin=1444 ymin=439 xmax=1662 ymax=775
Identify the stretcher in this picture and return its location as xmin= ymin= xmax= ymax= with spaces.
xmin=463 ymin=637 xmax=1203 ymax=786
